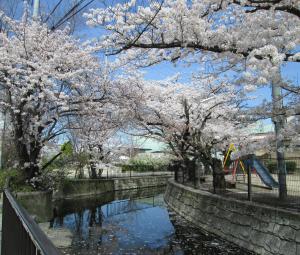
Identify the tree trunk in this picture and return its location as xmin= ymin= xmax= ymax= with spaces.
xmin=194 ymin=160 xmax=203 ymax=189
xmin=88 ymin=145 xmax=97 ymax=179
xmin=274 ymin=117 xmax=287 ymax=200
xmin=172 ymin=159 xmax=185 ymax=183
xmin=0 ymin=110 xmax=7 ymax=169
xmin=187 ymin=159 xmax=196 ymax=183
xmin=211 ymin=158 xmax=226 ymax=194
xmin=16 ymin=141 xmax=41 ymax=181
xmin=13 ymin=113 xmax=42 ymax=183
xmin=271 ymin=73 xmax=287 ymax=200
xmin=170 ymin=160 xmax=181 ymax=182
xmin=89 ymin=158 xmax=98 ymax=179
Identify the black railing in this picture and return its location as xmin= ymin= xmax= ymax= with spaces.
xmin=102 ymin=166 xmax=174 ymax=179
xmin=1 ymin=189 xmax=62 ymax=255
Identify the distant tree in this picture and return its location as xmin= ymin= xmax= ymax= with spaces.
xmin=131 ymin=79 xmax=248 ymax=191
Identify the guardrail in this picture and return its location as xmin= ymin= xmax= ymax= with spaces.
xmin=1 ymin=189 xmax=62 ymax=255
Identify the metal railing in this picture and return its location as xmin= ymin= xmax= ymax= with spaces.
xmin=1 ymin=189 xmax=62 ymax=255
xmin=103 ymin=168 xmax=174 ymax=179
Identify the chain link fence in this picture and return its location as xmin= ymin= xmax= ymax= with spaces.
xmin=172 ymin=157 xmax=300 ymax=212
xmin=221 ymin=156 xmax=300 ymax=211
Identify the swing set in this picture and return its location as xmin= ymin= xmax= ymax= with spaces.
xmin=223 ymin=143 xmax=278 ymax=188
xmin=223 ymin=143 xmax=248 ymax=183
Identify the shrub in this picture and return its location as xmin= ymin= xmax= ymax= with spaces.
xmin=0 ymin=169 xmax=18 ymax=191
xmin=266 ymin=162 xmax=277 ymax=174
xmin=0 ymin=169 xmax=34 ymax=192
xmin=121 ymin=155 xmax=170 ymax=172
xmin=266 ymin=161 xmax=297 ymax=174
xmin=286 ymin=161 xmax=297 ymax=174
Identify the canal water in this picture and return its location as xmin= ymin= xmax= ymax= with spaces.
xmin=45 ymin=187 xmax=253 ymax=255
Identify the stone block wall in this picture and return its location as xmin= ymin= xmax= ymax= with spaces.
xmin=53 ymin=175 xmax=170 ymax=199
xmin=16 ymin=191 xmax=53 ymax=222
xmin=164 ymin=180 xmax=300 ymax=255
xmin=54 ymin=179 xmax=114 ymax=199
xmin=113 ymin=175 xmax=170 ymax=191
xmin=16 ymin=176 xmax=171 ymax=220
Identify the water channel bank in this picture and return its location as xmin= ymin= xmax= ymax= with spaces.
xmin=37 ymin=187 xmax=253 ymax=254
xmin=164 ymin=179 xmax=300 ymax=255
xmin=15 ymin=175 xmax=171 ymax=221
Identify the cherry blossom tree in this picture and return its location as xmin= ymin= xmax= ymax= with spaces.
xmin=130 ymin=78 xmax=248 ymax=191
xmin=68 ymin=105 xmax=122 ymax=179
xmin=0 ymin=12 xmax=102 ymax=186
xmin=84 ymin=0 xmax=299 ymax=67
xmin=65 ymin=67 xmax=144 ymax=178
xmin=85 ymin=0 xmax=300 ymax=199
xmin=84 ymin=0 xmax=299 ymax=118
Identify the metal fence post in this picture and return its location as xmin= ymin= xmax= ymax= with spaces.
xmin=247 ymin=156 xmax=253 ymax=201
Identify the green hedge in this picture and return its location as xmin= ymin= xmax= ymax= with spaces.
xmin=266 ymin=161 xmax=297 ymax=174
xmin=120 ymin=155 xmax=171 ymax=172
xmin=121 ymin=164 xmax=169 ymax=172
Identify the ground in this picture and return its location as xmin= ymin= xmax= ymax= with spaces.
xmin=200 ymin=174 xmax=300 ymax=212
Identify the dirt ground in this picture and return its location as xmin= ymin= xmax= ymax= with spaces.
xmin=199 ymin=174 xmax=300 ymax=212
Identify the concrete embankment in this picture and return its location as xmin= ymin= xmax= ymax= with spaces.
xmin=15 ymin=175 xmax=171 ymax=221
xmin=164 ymin=179 xmax=300 ymax=255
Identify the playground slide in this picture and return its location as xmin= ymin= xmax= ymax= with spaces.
xmin=252 ymin=158 xmax=279 ymax=189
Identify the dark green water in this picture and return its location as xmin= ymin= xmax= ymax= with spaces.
xmin=48 ymin=187 xmax=253 ymax=255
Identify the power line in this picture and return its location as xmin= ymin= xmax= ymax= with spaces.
xmin=43 ymin=0 xmax=64 ymax=23
xmin=51 ymin=0 xmax=96 ymax=31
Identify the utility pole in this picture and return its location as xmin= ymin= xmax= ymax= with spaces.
xmin=33 ymin=0 xmax=40 ymax=19
xmin=0 ymin=110 xmax=7 ymax=169
xmin=272 ymin=68 xmax=287 ymax=200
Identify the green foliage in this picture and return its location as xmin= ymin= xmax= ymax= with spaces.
xmin=40 ymin=156 xmax=65 ymax=171
xmin=266 ymin=161 xmax=297 ymax=174
xmin=11 ymin=183 xmax=35 ymax=192
xmin=0 ymin=169 xmax=18 ymax=191
xmin=286 ymin=161 xmax=297 ymax=174
xmin=266 ymin=162 xmax=277 ymax=174
xmin=61 ymin=141 xmax=73 ymax=156
xmin=121 ymin=155 xmax=170 ymax=172
xmin=122 ymin=164 xmax=157 ymax=172
xmin=42 ymin=142 xmax=88 ymax=173
xmin=0 ymin=169 xmax=34 ymax=192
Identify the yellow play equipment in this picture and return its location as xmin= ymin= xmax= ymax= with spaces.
xmin=223 ymin=143 xmax=246 ymax=182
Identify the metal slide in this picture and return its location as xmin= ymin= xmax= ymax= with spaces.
xmin=252 ymin=158 xmax=279 ymax=189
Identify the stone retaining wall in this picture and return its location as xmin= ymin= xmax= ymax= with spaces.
xmin=113 ymin=175 xmax=170 ymax=191
xmin=54 ymin=179 xmax=114 ymax=199
xmin=164 ymin=180 xmax=300 ymax=255
xmin=54 ymin=175 xmax=170 ymax=199
xmin=16 ymin=175 xmax=171 ymax=217
xmin=15 ymin=191 xmax=53 ymax=222
xmin=16 ymin=175 xmax=171 ymax=202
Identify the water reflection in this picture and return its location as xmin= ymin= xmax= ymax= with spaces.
xmin=47 ymin=187 xmax=253 ymax=255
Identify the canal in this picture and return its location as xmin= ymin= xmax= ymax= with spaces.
xmin=40 ymin=187 xmax=253 ymax=254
